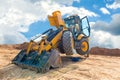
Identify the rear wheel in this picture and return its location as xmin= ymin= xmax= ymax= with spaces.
xmin=75 ymin=38 xmax=89 ymax=56
xmin=62 ymin=31 xmax=76 ymax=55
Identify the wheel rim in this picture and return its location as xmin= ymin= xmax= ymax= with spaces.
xmin=81 ymin=41 xmax=88 ymax=52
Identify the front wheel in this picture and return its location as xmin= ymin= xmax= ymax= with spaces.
xmin=75 ymin=38 xmax=89 ymax=55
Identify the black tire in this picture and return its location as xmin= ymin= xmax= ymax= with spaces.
xmin=75 ymin=38 xmax=89 ymax=55
xmin=57 ymin=40 xmax=65 ymax=53
xmin=62 ymin=31 xmax=76 ymax=55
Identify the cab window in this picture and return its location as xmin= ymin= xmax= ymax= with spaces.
xmin=81 ymin=17 xmax=90 ymax=36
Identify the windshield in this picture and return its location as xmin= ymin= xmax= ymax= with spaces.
xmin=64 ymin=18 xmax=76 ymax=28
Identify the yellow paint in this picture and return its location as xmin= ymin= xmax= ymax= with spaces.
xmin=48 ymin=11 xmax=66 ymax=28
xmin=45 ymin=30 xmax=63 ymax=51
xmin=48 ymin=15 xmax=55 ymax=26
xmin=32 ymin=45 xmax=39 ymax=51
xmin=81 ymin=41 xmax=88 ymax=52
xmin=26 ymin=30 xmax=64 ymax=55
xmin=38 ymin=40 xmax=45 ymax=54
xmin=87 ymin=37 xmax=90 ymax=42
xmin=26 ymin=40 xmax=33 ymax=54
xmin=77 ymin=34 xmax=84 ymax=40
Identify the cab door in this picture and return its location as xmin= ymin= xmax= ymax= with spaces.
xmin=81 ymin=16 xmax=90 ymax=37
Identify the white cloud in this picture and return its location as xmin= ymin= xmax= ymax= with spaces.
xmin=100 ymin=7 xmax=110 ymax=14
xmin=91 ymin=13 xmax=120 ymax=48
xmin=106 ymin=0 xmax=120 ymax=9
xmin=112 ymin=36 xmax=120 ymax=48
xmin=59 ymin=7 xmax=98 ymax=18
xmin=0 ymin=32 xmax=28 ymax=44
xmin=90 ymin=30 xmax=112 ymax=48
xmin=92 ymin=14 xmax=120 ymax=35
xmin=89 ymin=22 xmax=95 ymax=28
xmin=52 ymin=0 xmax=75 ymax=5
xmin=34 ymin=1 xmax=98 ymax=18
xmin=0 ymin=0 xmax=98 ymax=44
xmin=90 ymin=30 xmax=120 ymax=48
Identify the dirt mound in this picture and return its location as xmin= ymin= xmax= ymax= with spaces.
xmin=0 ymin=42 xmax=29 ymax=50
xmin=0 ymin=44 xmax=15 ymax=50
xmin=14 ymin=42 xmax=29 ymax=50
xmin=90 ymin=47 xmax=120 ymax=56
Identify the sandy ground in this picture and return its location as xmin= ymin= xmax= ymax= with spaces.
xmin=0 ymin=48 xmax=19 ymax=68
xmin=0 ymin=48 xmax=120 ymax=80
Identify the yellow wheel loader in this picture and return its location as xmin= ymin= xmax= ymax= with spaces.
xmin=12 ymin=11 xmax=90 ymax=73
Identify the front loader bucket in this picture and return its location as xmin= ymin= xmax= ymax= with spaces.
xmin=12 ymin=49 xmax=62 ymax=73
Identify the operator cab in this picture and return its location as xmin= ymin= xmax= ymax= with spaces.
xmin=64 ymin=15 xmax=90 ymax=37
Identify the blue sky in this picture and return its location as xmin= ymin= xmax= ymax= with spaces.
xmin=0 ymin=0 xmax=120 ymax=48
